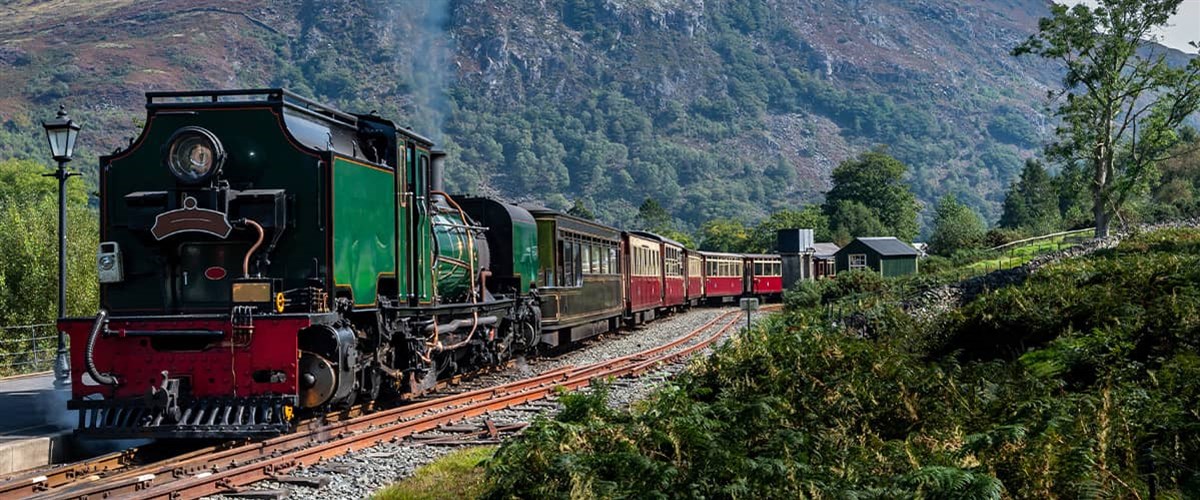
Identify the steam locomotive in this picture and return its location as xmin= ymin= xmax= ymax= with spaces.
xmin=57 ymin=89 xmax=784 ymax=439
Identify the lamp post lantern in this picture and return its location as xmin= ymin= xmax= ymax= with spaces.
xmin=43 ymin=104 xmax=80 ymax=387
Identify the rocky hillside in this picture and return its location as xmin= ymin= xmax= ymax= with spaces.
xmin=0 ymin=0 xmax=1188 ymax=230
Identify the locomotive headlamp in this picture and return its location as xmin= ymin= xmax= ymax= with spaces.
xmin=165 ymin=126 xmax=225 ymax=184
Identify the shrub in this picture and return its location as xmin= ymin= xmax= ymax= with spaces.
xmin=984 ymin=227 xmax=1027 ymax=247
xmin=483 ymin=228 xmax=1200 ymax=499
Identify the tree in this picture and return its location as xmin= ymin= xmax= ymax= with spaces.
xmin=1013 ymin=0 xmax=1200 ymax=237
xmin=0 ymin=160 xmax=98 ymax=328
xmin=746 ymin=205 xmax=831 ymax=253
xmin=929 ymin=195 xmax=987 ymax=255
xmin=999 ymin=159 xmax=1061 ymax=234
xmin=567 ymin=198 xmax=595 ymax=220
xmin=823 ymin=149 xmax=920 ymax=241
xmin=827 ymin=200 xmax=887 ymax=247
xmin=659 ymin=229 xmax=697 ymax=249
xmin=699 ymin=219 xmax=750 ymax=252
xmin=636 ymin=198 xmax=672 ymax=232
xmin=1152 ymin=128 xmax=1200 ymax=218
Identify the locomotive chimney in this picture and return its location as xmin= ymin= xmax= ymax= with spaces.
xmin=430 ymin=150 xmax=447 ymax=195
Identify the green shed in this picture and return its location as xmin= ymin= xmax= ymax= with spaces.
xmin=834 ymin=237 xmax=919 ymax=277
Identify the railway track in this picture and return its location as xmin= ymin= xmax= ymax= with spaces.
xmin=0 ymin=307 xmax=767 ymax=500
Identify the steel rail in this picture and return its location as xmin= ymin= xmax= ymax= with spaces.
xmin=19 ymin=307 xmax=754 ymax=500
xmin=125 ymin=310 xmax=748 ymax=500
xmin=30 ymin=365 xmax=581 ymax=500
xmin=0 ymin=406 xmax=377 ymax=499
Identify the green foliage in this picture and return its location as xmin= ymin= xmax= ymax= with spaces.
xmin=929 ymin=194 xmax=986 ymax=255
xmin=824 ymin=150 xmax=920 ymax=242
xmin=636 ymin=198 xmax=672 ymax=232
xmin=1013 ymin=0 xmax=1200 ymax=236
xmin=1149 ymin=131 xmax=1200 ymax=220
xmin=987 ymin=104 xmax=1039 ymax=147
xmin=566 ymin=198 xmax=595 ymax=220
xmin=698 ymin=218 xmax=750 ymax=252
xmin=744 ymin=205 xmax=829 ymax=253
xmin=999 ymin=159 xmax=1061 ymax=234
xmin=827 ymin=200 xmax=886 ymax=246
xmin=0 ymin=160 xmax=98 ymax=373
xmin=984 ymin=227 xmax=1028 ymax=248
xmin=658 ymin=229 xmax=697 ymax=250
xmin=484 ymin=228 xmax=1200 ymax=498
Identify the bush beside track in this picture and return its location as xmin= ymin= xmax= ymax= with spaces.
xmin=479 ymin=227 xmax=1200 ymax=498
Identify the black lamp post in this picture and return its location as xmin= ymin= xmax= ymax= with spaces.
xmin=43 ymin=105 xmax=80 ymax=387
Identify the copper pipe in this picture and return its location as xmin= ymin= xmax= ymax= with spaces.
xmin=242 ymin=219 xmax=264 ymax=278
xmin=437 ymin=311 xmax=480 ymax=352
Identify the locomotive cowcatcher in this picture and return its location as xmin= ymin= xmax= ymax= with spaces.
xmin=57 ymin=89 xmax=541 ymax=439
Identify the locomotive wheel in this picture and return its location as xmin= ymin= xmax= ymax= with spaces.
xmin=298 ymin=350 xmax=337 ymax=408
xmin=513 ymin=319 xmax=538 ymax=355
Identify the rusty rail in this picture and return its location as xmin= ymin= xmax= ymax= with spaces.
xmin=11 ymin=306 xmax=768 ymax=500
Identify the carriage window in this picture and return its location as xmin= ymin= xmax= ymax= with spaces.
xmin=562 ymin=241 xmax=574 ymax=287
xmin=610 ymin=247 xmax=618 ymax=274
xmin=551 ymin=240 xmax=562 ymax=287
xmin=581 ymin=244 xmax=589 ymax=276
xmin=575 ymin=244 xmax=584 ymax=286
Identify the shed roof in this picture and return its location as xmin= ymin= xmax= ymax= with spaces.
xmin=851 ymin=237 xmax=920 ymax=256
xmin=809 ymin=242 xmax=840 ymax=259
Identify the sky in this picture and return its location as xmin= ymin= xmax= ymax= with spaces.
xmin=1062 ymin=0 xmax=1199 ymax=53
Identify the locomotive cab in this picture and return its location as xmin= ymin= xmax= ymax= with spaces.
xmin=57 ymin=89 xmax=539 ymax=439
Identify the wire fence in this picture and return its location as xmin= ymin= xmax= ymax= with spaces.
xmin=820 ymin=234 xmax=1097 ymax=331
xmin=0 ymin=323 xmax=62 ymax=377
xmin=939 ymin=234 xmax=1093 ymax=283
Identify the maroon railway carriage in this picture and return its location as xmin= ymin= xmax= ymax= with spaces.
xmin=624 ymin=231 xmax=663 ymax=324
xmin=630 ymin=231 xmax=686 ymax=311
xmin=745 ymin=254 xmax=784 ymax=298
xmin=700 ymin=251 xmax=744 ymax=303
xmin=684 ymin=250 xmax=704 ymax=306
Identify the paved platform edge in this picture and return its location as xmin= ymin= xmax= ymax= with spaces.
xmin=0 ymin=371 xmax=53 ymax=382
xmin=0 ymin=431 xmax=69 ymax=475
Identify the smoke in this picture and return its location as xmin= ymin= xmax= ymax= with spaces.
xmin=35 ymin=386 xmax=150 ymax=460
xmin=36 ymin=386 xmax=75 ymax=431
xmin=395 ymin=0 xmax=454 ymax=144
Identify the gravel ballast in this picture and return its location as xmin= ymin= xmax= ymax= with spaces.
xmin=208 ymin=306 xmax=744 ymax=500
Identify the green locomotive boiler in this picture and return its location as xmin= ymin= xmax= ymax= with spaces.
xmin=59 ymin=89 xmax=540 ymax=438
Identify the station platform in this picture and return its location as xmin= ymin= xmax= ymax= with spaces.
xmin=0 ymin=372 xmax=71 ymax=474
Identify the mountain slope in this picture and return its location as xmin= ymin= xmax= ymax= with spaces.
xmin=0 ymin=0 xmax=1189 ymax=231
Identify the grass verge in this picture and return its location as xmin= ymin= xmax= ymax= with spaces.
xmin=372 ymin=446 xmax=496 ymax=500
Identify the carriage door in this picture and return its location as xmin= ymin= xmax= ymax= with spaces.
xmin=744 ymin=260 xmax=753 ymax=292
